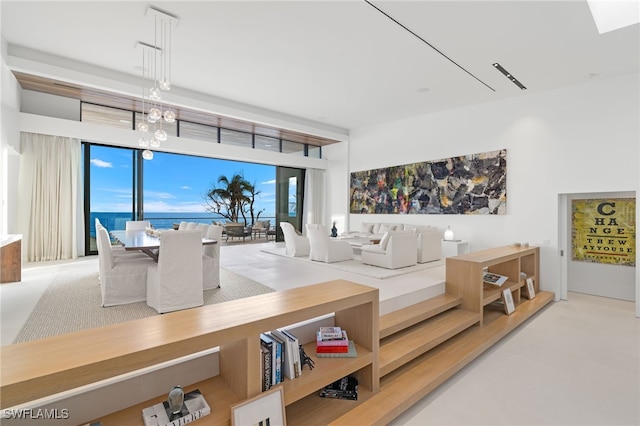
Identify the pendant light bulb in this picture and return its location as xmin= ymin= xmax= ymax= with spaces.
xmin=142 ymin=149 xmax=154 ymax=160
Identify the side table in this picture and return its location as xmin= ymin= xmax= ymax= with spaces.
xmin=441 ymin=240 xmax=469 ymax=258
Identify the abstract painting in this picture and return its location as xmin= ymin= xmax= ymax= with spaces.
xmin=350 ymin=149 xmax=507 ymax=215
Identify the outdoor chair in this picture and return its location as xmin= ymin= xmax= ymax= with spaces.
xmin=225 ymin=222 xmax=250 ymax=242
xmin=306 ymin=224 xmax=353 ymax=263
xmin=147 ymin=230 xmax=204 ymax=313
xmin=252 ymin=220 xmax=270 ymax=239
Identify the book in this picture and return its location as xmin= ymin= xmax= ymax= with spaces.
xmin=271 ymin=329 xmax=295 ymax=380
xmin=281 ymin=329 xmax=302 ymax=378
xmin=319 ymin=376 xmax=358 ymax=400
xmin=316 ymin=330 xmax=349 ymax=346
xmin=142 ymin=389 xmax=210 ymax=426
xmin=260 ymin=343 xmax=272 ymax=391
xmin=318 ymin=326 xmax=344 ymax=340
xmin=260 ymin=333 xmax=279 ymax=385
xmin=316 ymin=342 xmax=349 ymax=353
xmin=269 ymin=331 xmax=286 ymax=383
xmin=316 ymin=340 xmax=357 ymax=358
xmin=483 ymin=271 xmax=508 ymax=286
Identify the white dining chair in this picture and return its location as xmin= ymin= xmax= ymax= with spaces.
xmin=178 ymin=221 xmax=189 ymax=230
xmin=97 ymin=227 xmax=155 ymax=307
xmin=146 ymin=229 xmax=203 ymax=313
xmin=125 ymin=220 xmax=151 ymax=230
xmin=186 ymin=222 xmax=198 ymax=230
xmin=203 ymin=224 xmax=223 ymax=289
xmin=196 ymin=223 xmax=209 ymax=236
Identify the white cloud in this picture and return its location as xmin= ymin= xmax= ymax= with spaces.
xmin=181 ymin=186 xmax=191 ymax=190
xmin=90 ymin=158 xmax=113 ymax=168
xmin=145 ymin=191 xmax=176 ymax=200
xmin=262 ymin=179 xmax=276 ymax=185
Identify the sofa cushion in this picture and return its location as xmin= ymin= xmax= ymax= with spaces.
xmin=379 ymin=231 xmax=392 ymax=250
xmin=361 ymin=223 xmax=374 ymax=234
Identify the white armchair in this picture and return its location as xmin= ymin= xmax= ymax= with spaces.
xmin=203 ymin=224 xmax=223 ymax=289
xmin=97 ymin=227 xmax=155 ymax=307
xmin=280 ymin=222 xmax=310 ymax=257
xmin=417 ymin=230 xmax=442 ymax=263
xmin=147 ymin=229 xmax=203 ymax=313
xmin=306 ymin=224 xmax=353 ymax=263
xmin=361 ymin=231 xmax=418 ymax=269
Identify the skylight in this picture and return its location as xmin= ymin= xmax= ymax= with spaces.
xmin=587 ymin=0 xmax=640 ymax=34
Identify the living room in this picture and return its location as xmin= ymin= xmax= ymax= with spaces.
xmin=1 ymin=1 xmax=638 ymax=425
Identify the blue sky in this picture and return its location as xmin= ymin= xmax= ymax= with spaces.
xmin=88 ymin=145 xmax=276 ymax=217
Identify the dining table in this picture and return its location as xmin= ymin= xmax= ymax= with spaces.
xmin=110 ymin=229 xmax=217 ymax=262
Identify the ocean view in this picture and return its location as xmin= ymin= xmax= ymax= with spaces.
xmin=90 ymin=212 xmax=276 ymax=237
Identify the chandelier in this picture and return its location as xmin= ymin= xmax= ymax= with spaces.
xmin=137 ymin=6 xmax=179 ymax=160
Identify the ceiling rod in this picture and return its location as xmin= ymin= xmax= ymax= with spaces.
xmin=364 ymin=0 xmax=495 ymax=92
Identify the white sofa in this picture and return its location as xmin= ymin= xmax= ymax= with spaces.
xmin=361 ymin=232 xmax=418 ymax=269
xmin=343 ymin=222 xmax=442 ymax=263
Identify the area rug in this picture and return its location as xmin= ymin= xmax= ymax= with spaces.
xmin=13 ymin=264 xmax=274 ymax=344
xmin=261 ymin=247 xmax=444 ymax=279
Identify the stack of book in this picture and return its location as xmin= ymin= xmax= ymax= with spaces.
xmin=316 ymin=326 xmax=349 ymax=354
xmin=260 ymin=329 xmax=302 ymax=391
xmin=319 ymin=376 xmax=358 ymax=400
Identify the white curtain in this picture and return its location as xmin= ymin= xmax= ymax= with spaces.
xmin=303 ymin=168 xmax=326 ymax=232
xmin=18 ymin=132 xmax=83 ymax=261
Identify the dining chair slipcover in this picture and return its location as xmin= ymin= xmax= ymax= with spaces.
xmin=197 ymin=223 xmax=209 ymax=236
xmin=178 ymin=221 xmax=189 ymax=230
xmin=360 ymin=231 xmax=418 ymax=270
xmin=147 ymin=229 xmax=204 ymax=313
xmin=280 ymin=222 xmax=310 ymax=257
xmin=125 ymin=220 xmax=151 ymax=230
xmin=203 ymin=224 xmax=223 ymax=289
xmin=97 ymin=227 xmax=155 ymax=307
xmin=306 ymin=224 xmax=353 ymax=263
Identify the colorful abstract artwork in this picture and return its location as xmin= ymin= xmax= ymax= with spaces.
xmin=350 ymin=149 xmax=507 ymax=215
xmin=572 ymin=198 xmax=636 ymax=266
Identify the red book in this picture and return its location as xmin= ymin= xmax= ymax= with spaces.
xmin=316 ymin=345 xmax=349 ymax=353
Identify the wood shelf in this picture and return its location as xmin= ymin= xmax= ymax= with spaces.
xmin=445 ymin=245 xmax=540 ymax=325
xmin=0 ymin=279 xmax=379 ymax=425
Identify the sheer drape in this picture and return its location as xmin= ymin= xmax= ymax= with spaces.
xmin=303 ymin=168 xmax=326 ymax=232
xmin=18 ymin=133 xmax=83 ymax=261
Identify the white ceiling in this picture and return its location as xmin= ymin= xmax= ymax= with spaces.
xmin=2 ymin=1 xmax=639 ymax=132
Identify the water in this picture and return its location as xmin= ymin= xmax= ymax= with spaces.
xmin=90 ymin=212 xmax=275 ymax=237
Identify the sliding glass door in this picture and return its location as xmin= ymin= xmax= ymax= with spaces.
xmin=275 ymin=167 xmax=305 ymax=242
xmin=83 ymin=144 xmax=140 ymax=254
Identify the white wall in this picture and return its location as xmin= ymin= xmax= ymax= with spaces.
xmin=333 ymin=73 xmax=639 ymax=303
xmin=1 ymin=43 xmax=21 ymax=235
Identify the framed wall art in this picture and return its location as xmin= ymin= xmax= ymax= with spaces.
xmin=350 ymin=149 xmax=507 ymax=215
xmin=231 ymin=387 xmax=286 ymax=426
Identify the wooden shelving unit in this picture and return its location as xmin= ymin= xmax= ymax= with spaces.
xmin=445 ymin=245 xmax=540 ymax=325
xmin=0 ymin=280 xmax=379 ymax=425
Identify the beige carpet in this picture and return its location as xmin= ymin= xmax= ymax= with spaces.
xmin=261 ymin=247 xmax=444 ymax=279
xmin=13 ymin=264 xmax=274 ymax=344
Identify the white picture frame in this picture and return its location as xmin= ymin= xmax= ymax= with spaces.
xmin=501 ymin=289 xmax=515 ymax=315
xmin=525 ymin=277 xmax=536 ymax=299
xmin=231 ymin=387 xmax=287 ymax=426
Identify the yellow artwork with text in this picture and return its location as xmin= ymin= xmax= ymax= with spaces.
xmin=572 ymin=198 xmax=636 ymax=266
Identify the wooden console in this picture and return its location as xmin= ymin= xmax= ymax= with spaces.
xmin=0 ymin=280 xmax=379 ymax=425
xmin=445 ymin=245 xmax=540 ymax=325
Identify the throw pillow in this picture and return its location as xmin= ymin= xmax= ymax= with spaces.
xmin=378 ymin=224 xmax=390 ymax=234
xmin=361 ymin=223 xmax=374 ymax=234
xmin=380 ymin=232 xmax=391 ymax=250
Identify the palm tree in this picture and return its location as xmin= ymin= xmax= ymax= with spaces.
xmin=204 ymin=173 xmax=263 ymax=225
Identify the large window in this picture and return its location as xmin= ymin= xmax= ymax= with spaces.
xmin=83 ymin=143 xmax=277 ymax=254
xmin=80 ymin=102 xmax=323 ymax=157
